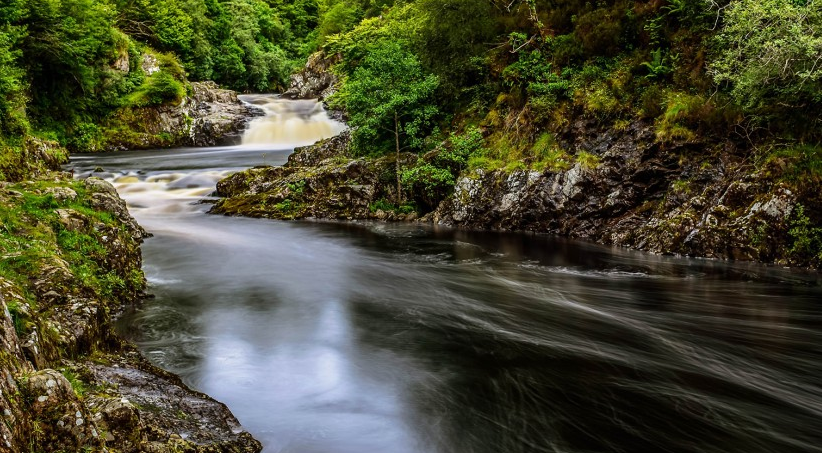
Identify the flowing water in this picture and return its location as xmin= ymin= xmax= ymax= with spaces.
xmin=71 ymin=97 xmax=822 ymax=453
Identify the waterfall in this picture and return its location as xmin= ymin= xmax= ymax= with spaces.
xmin=239 ymin=94 xmax=346 ymax=148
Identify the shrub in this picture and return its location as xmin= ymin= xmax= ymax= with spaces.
xmin=788 ymin=204 xmax=822 ymax=264
xmin=710 ymin=0 xmax=822 ymax=118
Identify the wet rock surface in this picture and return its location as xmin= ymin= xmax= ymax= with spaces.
xmin=211 ymin=131 xmax=416 ymax=221
xmin=281 ymin=52 xmax=340 ymax=101
xmin=81 ymin=354 xmax=262 ymax=453
xmin=429 ymin=120 xmax=819 ymax=267
xmin=0 ymin=173 xmax=262 ymax=452
xmin=101 ymin=82 xmax=263 ymax=151
xmin=214 ymin=116 xmax=818 ymax=268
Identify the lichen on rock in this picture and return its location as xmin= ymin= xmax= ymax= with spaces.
xmin=99 ymin=82 xmax=263 ymax=151
xmin=0 ymin=167 xmax=262 ymax=452
xmin=211 ymin=131 xmax=416 ymax=222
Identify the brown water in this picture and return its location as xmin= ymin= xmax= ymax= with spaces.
xmin=71 ymin=98 xmax=822 ymax=453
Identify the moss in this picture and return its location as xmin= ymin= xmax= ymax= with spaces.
xmin=59 ymin=369 xmax=88 ymax=398
xmin=576 ymin=151 xmax=602 ymax=170
xmin=1 ymin=176 xmax=146 ymax=364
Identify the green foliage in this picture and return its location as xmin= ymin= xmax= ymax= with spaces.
xmin=287 ymin=179 xmax=306 ymax=196
xmin=317 ymin=0 xmax=366 ymax=44
xmin=710 ymin=0 xmax=822 ymax=124
xmin=334 ymin=40 xmax=440 ymax=156
xmin=576 ymin=151 xmax=601 ymax=170
xmin=412 ymin=0 xmax=496 ymax=96
xmin=399 ymin=127 xmax=486 ymax=209
xmin=368 ymin=198 xmax=416 ymax=214
xmin=760 ymin=145 xmax=822 ymax=185
xmin=641 ymin=48 xmax=676 ymax=80
xmin=113 ymin=0 xmax=317 ymax=91
xmin=0 ymin=180 xmax=142 ymax=305
xmin=60 ymin=369 xmax=88 ymax=398
xmin=270 ymin=198 xmax=305 ymax=218
xmin=133 ymin=71 xmax=186 ymax=106
xmin=0 ymin=25 xmax=28 ymax=136
xmin=442 ymin=127 xmax=486 ymax=171
xmin=5 ymin=300 xmax=28 ymax=337
xmin=401 ymin=163 xmax=454 ymax=210
xmin=788 ymin=204 xmax=822 ymax=264
xmin=22 ymin=0 xmax=121 ymax=121
xmin=323 ymin=4 xmax=418 ymax=72
xmin=654 ymin=91 xmax=704 ymax=142
xmin=66 ymin=123 xmax=101 ymax=152
xmin=531 ymin=132 xmax=572 ymax=171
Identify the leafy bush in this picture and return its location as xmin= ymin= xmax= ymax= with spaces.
xmin=66 ymin=122 xmax=101 ymax=152
xmin=710 ymin=0 xmax=822 ymax=119
xmin=128 ymin=71 xmax=186 ymax=107
xmin=788 ymin=204 xmax=822 ymax=264
xmin=401 ymin=163 xmax=454 ymax=209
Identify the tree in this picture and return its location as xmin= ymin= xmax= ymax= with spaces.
xmin=0 ymin=26 xmax=27 ymax=136
xmin=413 ymin=0 xmax=496 ymax=97
xmin=335 ymin=41 xmax=439 ymax=203
xmin=710 ymin=0 xmax=822 ymax=114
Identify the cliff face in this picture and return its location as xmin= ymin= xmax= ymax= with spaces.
xmin=212 ymin=116 xmax=820 ymax=269
xmin=99 ymin=81 xmax=262 ymax=151
xmin=428 ymin=120 xmax=817 ymax=267
xmin=0 ymin=171 xmax=261 ymax=452
xmin=281 ymin=52 xmax=340 ymax=101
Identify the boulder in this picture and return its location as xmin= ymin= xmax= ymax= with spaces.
xmin=282 ymin=52 xmax=340 ymax=101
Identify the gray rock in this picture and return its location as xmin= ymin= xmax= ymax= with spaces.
xmin=282 ymin=52 xmax=340 ymax=101
xmin=44 ymin=186 xmax=77 ymax=203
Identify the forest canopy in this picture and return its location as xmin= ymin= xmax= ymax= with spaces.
xmin=1 ymin=0 xmax=821 ymax=155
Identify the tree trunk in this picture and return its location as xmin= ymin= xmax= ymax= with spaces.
xmin=394 ymin=112 xmax=402 ymax=205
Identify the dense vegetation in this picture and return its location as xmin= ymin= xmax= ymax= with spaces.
xmin=320 ymin=0 xmax=822 ymax=262
xmin=324 ymin=0 xmax=821 ymax=159
xmin=0 ymin=0 xmax=321 ymax=159
xmin=1 ymin=0 xmax=821 ymax=264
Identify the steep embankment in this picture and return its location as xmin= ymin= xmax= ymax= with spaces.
xmin=0 ymin=143 xmax=261 ymax=452
xmin=213 ymin=54 xmax=820 ymax=269
xmin=212 ymin=131 xmax=415 ymax=221
xmin=98 ymin=69 xmax=261 ymax=151
xmin=429 ymin=120 xmax=816 ymax=266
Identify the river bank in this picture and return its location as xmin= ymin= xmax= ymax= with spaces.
xmin=69 ymin=139 xmax=822 ymax=453
xmin=211 ymin=54 xmax=821 ymax=270
xmin=211 ymin=120 xmax=820 ymax=270
xmin=0 ymin=140 xmax=262 ymax=451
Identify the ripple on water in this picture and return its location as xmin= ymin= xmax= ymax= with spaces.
xmin=71 ymin=103 xmax=822 ymax=453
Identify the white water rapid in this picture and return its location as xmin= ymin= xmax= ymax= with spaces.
xmin=240 ymin=94 xmax=346 ymax=147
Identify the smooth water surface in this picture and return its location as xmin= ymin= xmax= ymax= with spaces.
xmin=71 ymin=98 xmax=822 ymax=453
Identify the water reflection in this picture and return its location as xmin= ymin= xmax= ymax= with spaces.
xmin=71 ymin=124 xmax=822 ymax=453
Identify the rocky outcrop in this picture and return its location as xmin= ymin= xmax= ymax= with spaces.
xmin=186 ymin=81 xmax=263 ymax=147
xmin=213 ymin=116 xmax=819 ymax=268
xmin=101 ymin=81 xmax=262 ymax=151
xmin=0 ymin=137 xmax=68 ymax=182
xmin=429 ymin=120 xmax=820 ymax=267
xmin=282 ymin=52 xmax=340 ymax=101
xmin=0 ymin=174 xmax=262 ymax=452
xmin=211 ymin=132 xmax=416 ymax=221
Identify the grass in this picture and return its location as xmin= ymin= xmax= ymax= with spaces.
xmin=760 ymin=145 xmax=822 ymax=185
xmin=60 ymin=369 xmax=88 ymax=398
xmin=0 ymin=179 xmax=143 ymax=305
xmin=369 ymin=198 xmax=416 ymax=214
xmin=576 ymin=151 xmax=601 ymax=170
xmin=467 ymin=131 xmax=576 ymax=173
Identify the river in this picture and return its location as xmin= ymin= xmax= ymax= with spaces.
xmin=70 ymin=97 xmax=822 ymax=453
